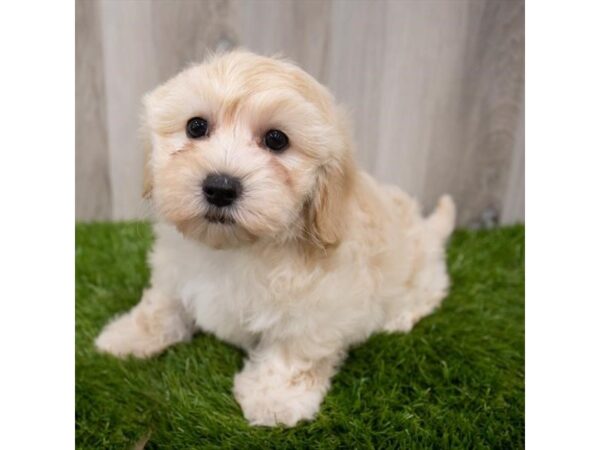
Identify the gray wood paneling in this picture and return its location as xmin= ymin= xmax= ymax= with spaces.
xmin=446 ymin=0 xmax=525 ymax=226
xmin=76 ymin=0 xmax=524 ymax=225
xmin=75 ymin=0 xmax=111 ymax=220
xmin=99 ymin=0 xmax=158 ymax=220
xmin=501 ymin=102 xmax=525 ymax=224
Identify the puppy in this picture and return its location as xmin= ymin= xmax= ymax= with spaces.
xmin=95 ymin=50 xmax=456 ymax=427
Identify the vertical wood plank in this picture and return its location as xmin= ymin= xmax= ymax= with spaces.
xmin=150 ymin=0 xmax=237 ymax=81
xmin=231 ymin=0 xmax=332 ymax=81
xmin=501 ymin=102 xmax=525 ymax=223
xmin=428 ymin=0 xmax=525 ymax=225
xmin=326 ymin=0 xmax=388 ymax=174
xmin=99 ymin=0 xmax=159 ymax=220
xmin=76 ymin=0 xmax=112 ymax=220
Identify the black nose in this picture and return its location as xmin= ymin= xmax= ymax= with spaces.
xmin=202 ymin=173 xmax=242 ymax=207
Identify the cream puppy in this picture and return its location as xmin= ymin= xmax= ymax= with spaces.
xmin=95 ymin=50 xmax=456 ymax=427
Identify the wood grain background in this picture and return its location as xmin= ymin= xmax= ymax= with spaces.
xmin=76 ymin=0 xmax=524 ymax=226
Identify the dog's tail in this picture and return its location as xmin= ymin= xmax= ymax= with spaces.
xmin=425 ymin=194 xmax=456 ymax=241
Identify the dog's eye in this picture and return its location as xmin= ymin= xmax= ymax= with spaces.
xmin=264 ymin=129 xmax=289 ymax=152
xmin=186 ymin=117 xmax=209 ymax=139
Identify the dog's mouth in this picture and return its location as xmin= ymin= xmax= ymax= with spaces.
xmin=205 ymin=212 xmax=236 ymax=225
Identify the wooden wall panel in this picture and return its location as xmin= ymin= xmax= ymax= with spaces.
xmin=75 ymin=0 xmax=111 ymax=220
xmin=99 ymin=0 xmax=158 ymax=220
xmin=440 ymin=0 xmax=525 ymax=226
xmin=501 ymin=102 xmax=525 ymax=224
xmin=76 ymin=0 xmax=524 ymax=225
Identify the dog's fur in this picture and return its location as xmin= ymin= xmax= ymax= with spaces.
xmin=95 ymin=50 xmax=456 ymax=427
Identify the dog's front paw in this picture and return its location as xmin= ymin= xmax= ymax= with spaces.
xmin=95 ymin=292 xmax=194 ymax=358
xmin=95 ymin=313 xmax=158 ymax=358
xmin=233 ymin=368 xmax=324 ymax=427
xmin=95 ymin=310 xmax=190 ymax=358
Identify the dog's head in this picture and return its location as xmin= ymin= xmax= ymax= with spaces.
xmin=143 ymin=50 xmax=355 ymax=249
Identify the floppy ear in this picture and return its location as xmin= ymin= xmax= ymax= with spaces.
xmin=140 ymin=110 xmax=153 ymax=199
xmin=304 ymin=152 xmax=355 ymax=249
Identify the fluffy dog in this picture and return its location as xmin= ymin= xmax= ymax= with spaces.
xmin=95 ymin=50 xmax=456 ymax=427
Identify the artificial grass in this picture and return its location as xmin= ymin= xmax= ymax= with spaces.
xmin=76 ymin=222 xmax=524 ymax=449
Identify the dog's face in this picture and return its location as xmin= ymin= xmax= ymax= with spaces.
xmin=143 ymin=51 xmax=354 ymax=249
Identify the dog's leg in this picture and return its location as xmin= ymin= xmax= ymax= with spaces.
xmin=233 ymin=344 xmax=344 ymax=427
xmin=95 ymin=288 xmax=193 ymax=358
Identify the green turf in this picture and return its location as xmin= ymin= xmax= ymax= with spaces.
xmin=76 ymin=222 xmax=524 ymax=449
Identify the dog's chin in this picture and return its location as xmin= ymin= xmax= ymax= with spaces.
xmin=173 ymin=214 xmax=257 ymax=249
xmin=205 ymin=211 xmax=237 ymax=226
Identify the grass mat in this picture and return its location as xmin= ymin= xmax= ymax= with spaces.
xmin=76 ymin=222 xmax=524 ymax=449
